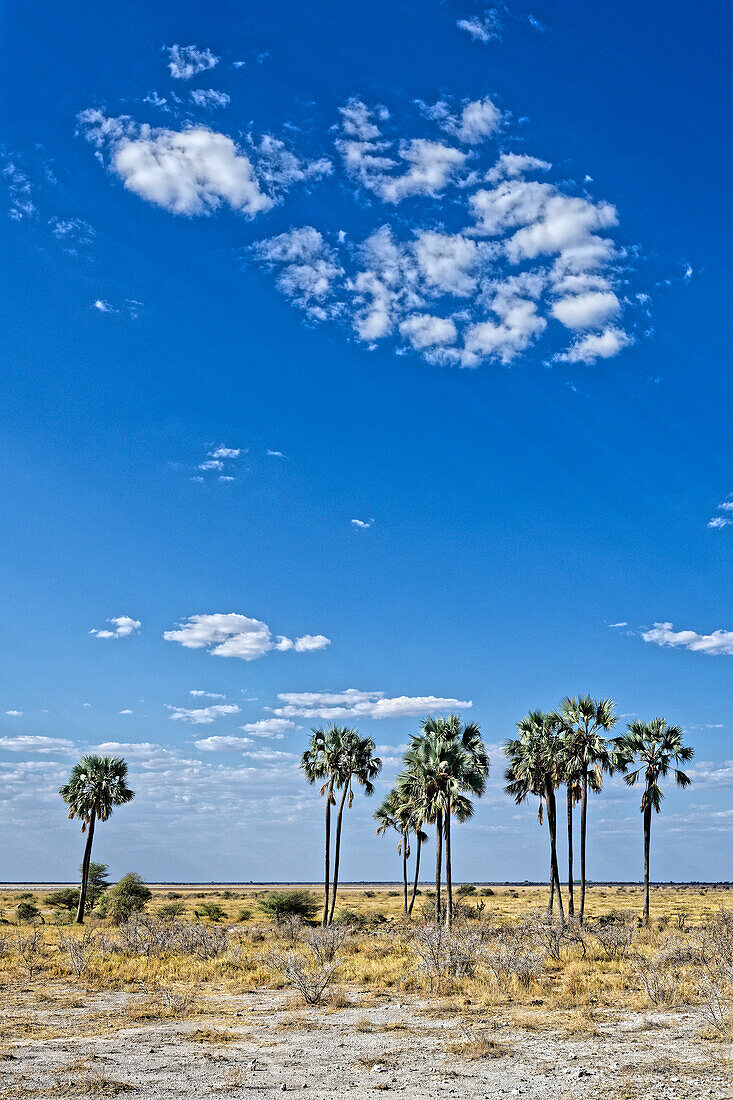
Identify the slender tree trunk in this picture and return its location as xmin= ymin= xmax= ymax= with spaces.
xmin=408 ymin=833 xmax=422 ymax=916
xmin=322 ymin=778 xmax=334 ymax=927
xmin=567 ymin=785 xmax=575 ymax=918
xmin=548 ymin=841 xmax=555 ymax=915
xmin=402 ymin=830 xmax=408 ymax=916
xmin=75 ymin=811 xmax=96 ymax=924
xmin=579 ymin=768 xmax=588 ymax=924
xmin=434 ymin=808 xmax=443 ymax=924
xmin=328 ymin=782 xmax=349 ymax=925
xmin=546 ymin=785 xmax=565 ymax=922
xmin=643 ymin=802 xmax=652 ymax=925
xmin=445 ymin=808 xmax=453 ymax=929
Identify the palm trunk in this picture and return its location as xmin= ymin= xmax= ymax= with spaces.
xmin=546 ymin=784 xmax=564 ymax=922
xmin=434 ymin=808 xmax=443 ymax=923
xmin=328 ymin=782 xmax=349 ymax=925
xmin=75 ymin=811 xmax=96 ymax=924
xmin=402 ymin=830 xmax=408 ymax=916
xmin=579 ymin=768 xmax=588 ymax=924
xmin=408 ymin=833 xmax=422 ymax=916
xmin=567 ymin=786 xmax=575 ymax=918
xmin=445 ymin=808 xmax=453 ymax=929
xmin=548 ymin=837 xmax=555 ymax=915
xmin=643 ymin=802 xmax=652 ymax=925
xmin=322 ymin=778 xmax=334 ymax=927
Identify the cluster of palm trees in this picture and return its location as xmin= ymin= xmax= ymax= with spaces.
xmin=57 ymin=696 xmax=694 ymax=929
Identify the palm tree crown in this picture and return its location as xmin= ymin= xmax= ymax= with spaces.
xmin=618 ymin=718 xmax=694 ymax=811
xmin=60 ymin=755 xmax=134 ymax=827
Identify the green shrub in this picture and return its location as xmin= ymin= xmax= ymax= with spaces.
xmin=335 ymin=907 xmax=369 ymax=929
xmin=457 ymin=884 xmax=477 ymax=896
xmin=257 ymin=890 xmax=319 ymax=923
xmin=157 ymin=902 xmax=186 ymax=920
xmin=196 ymin=901 xmax=226 ymax=922
xmin=237 ymin=908 xmax=252 ymax=922
xmin=480 ymin=887 xmax=495 ymax=897
xmin=95 ymin=873 xmax=151 ymax=924
xmin=47 ymin=888 xmax=79 ymax=910
xmin=166 ymin=891 xmax=183 ymax=900
xmin=16 ymin=901 xmax=40 ymax=923
xmin=17 ymin=892 xmax=35 ymax=901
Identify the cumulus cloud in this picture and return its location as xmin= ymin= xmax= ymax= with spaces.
xmin=422 ymin=97 xmax=502 ymax=144
xmin=271 ymin=689 xmax=472 ymax=720
xmin=190 ymin=89 xmax=230 ymax=110
xmin=641 ymin=622 xmax=733 ymax=656
xmin=0 ymin=735 xmax=74 ymax=753
xmin=195 ymin=735 xmax=253 ymax=751
xmin=89 ymin=616 xmax=141 ymax=639
xmin=251 ymin=228 xmax=344 ymax=320
xmin=707 ymin=497 xmax=733 ymax=529
xmin=163 ymin=613 xmax=330 ymax=660
xmin=457 ymin=11 xmax=503 ymax=43
xmin=166 ymin=45 xmax=219 ymax=81
xmin=240 ymin=718 xmax=297 ymax=738
xmin=167 ymin=703 xmax=241 ymax=724
xmin=351 ymin=518 xmax=374 ymax=529
xmin=558 ymin=326 xmax=632 ymax=363
xmin=5 ymin=710 xmax=23 ymax=717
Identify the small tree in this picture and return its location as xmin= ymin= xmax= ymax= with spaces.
xmin=95 ymin=872 xmax=151 ymax=924
xmin=257 ymin=890 xmax=319 ymax=923
xmin=47 ymin=888 xmax=80 ymax=911
xmin=84 ymin=862 xmax=110 ymax=912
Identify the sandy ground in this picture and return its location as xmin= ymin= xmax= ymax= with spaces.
xmin=1 ymin=986 xmax=731 ymax=1099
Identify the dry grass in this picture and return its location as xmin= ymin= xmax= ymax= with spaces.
xmin=447 ymin=1031 xmax=511 ymax=1059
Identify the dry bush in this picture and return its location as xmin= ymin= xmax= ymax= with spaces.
xmin=280 ymin=914 xmax=304 ymax=944
xmin=411 ymin=922 xmax=482 ymax=991
xmin=689 ymin=910 xmax=733 ymax=1035
xmin=265 ymin=945 xmax=341 ymax=1005
xmin=447 ymin=1030 xmax=510 ymax=1059
xmin=50 ymin=1056 xmax=133 ymax=1095
xmin=629 ymin=950 xmax=682 ymax=1007
xmin=59 ymin=929 xmax=101 ymax=977
xmin=481 ymin=925 xmax=547 ymax=990
xmin=103 ymin=914 xmax=228 ymax=959
xmin=306 ymin=923 xmax=348 ymax=964
xmin=587 ymin=916 xmax=636 ymax=960
xmin=14 ymin=925 xmax=44 ymax=978
xmin=129 ymin=980 xmax=199 ymax=1019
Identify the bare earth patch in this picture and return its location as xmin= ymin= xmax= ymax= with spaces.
xmin=0 ymin=986 xmax=730 ymax=1099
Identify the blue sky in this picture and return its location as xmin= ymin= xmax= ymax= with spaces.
xmin=1 ymin=0 xmax=731 ymax=884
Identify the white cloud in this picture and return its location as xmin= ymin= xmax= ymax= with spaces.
xmin=608 ymin=621 xmax=628 ymax=628
xmin=641 ymin=622 xmax=733 ymax=656
xmin=558 ymin=326 xmax=632 ymax=363
xmin=487 ymin=154 xmax=551 ymax=182
xmin=240 ymin=718 xmax=296 ymax=738
xmin=251 ymin=228 xmax=343 ymax=319
xmin=550 ymin=290 xmax=621 ymax=330
xmin=190 ymin=89 xmax=230 ymax=110
xmin=457 ymin=12 xmax=503 ymax=43
xmin=119 ymin=709 xmax=133 ymax=715
xmin=0 ymin=735 xmax=74 ymax=753
xmin=413 ymin=231 xmax=483 ymax=297
xmin=92 ymin=741 xmax=163 ymax=757
xmin=209 ymin=446 xmax=242 ymax=459
xmin=195 ymin=735 xmax=253 ymax=751
xmin=2 ymin=160 xmax=35 ymax=220
xmin=5 ymin=710 xmax=23 ymax=717
xmin=190 ymin=690 xmax=226 ymax=699
xmin=293 ymin=634 xmax=331 ymax=652
xmin=167 ymin=703 xmax=241 ymax=724
xmin=163 ymin=613 xmax=330 ymax=660
xmin=93 ymin=299 xmax=115 ymax=313
xmin=271 ymin=689 xmax=472 ymax=720
xmin=436 ymin=97 xmax=502 ymax=144
xmin=166 ymin=45 xmax=219 ymax=81
xmin=89 ymin=616 xmax=141 ymax=639
xmin=708 ymin=496 xmax=733 ymax=529
xmin=267 ymin=449 xmax=286 ymax=458
xmin=251 ymin=135 xmax=332 ymax=194
xmin=351 ymin=518 xmax=374 ymax=529
xmin=400 ymin=313 xmax=457 ymax=349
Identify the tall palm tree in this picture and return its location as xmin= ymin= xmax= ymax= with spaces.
xmin=403 ymin=729 xmax=469 ymax=924
xmin=301 ymin=725 xmax=343 ymax=926
xmin=615 ymin=719 xmax=693 ymax=924
xmin=554 ymin=696 xmax=617 ymax=923
xmin=505 ymin=711 xmax=565 ymax=921
xmin=375 ymin=788 xmax=412 ymax=914
xmin=328 ymin=730 xmax=381 ymax=924
xmin=424 ymin=716 xmax=488 ymax=927
xmin=59 ymin=755 xmax=134 ymax=924
xmin=394 ymin=769 xmax=430 ymax=916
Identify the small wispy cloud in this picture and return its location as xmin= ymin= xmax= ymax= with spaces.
xmin=166 ymin=703 xmax=241 ymax=724
xmin=641 ymin=622 xmax=733 ymax=656
xmin=190 ymin=89 xmax=230 ymax=110
xmin=707 ymin=496 xmax=733 ymax=529
xmin=190 ymin=690 xmax=226 ymax=699
xmin=89 ymin=616 xmax=141 ymax=639
xmin=351 ymin=518 xmax=374 ymax=529
xmin=0 ymin=735 xmax=74 ymax=753
xmin=5 ymin=710 xmax=23 ymax=717
xmin=166 ymin=44 xmax=219 ymax=81
xmin=457 ymin=10 xmax=503 ymax=44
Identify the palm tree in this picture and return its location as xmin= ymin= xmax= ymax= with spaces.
xmin=403 ymin=729 xmax=468 ymax=924
xmin=394 ymin=769 xmax=430 ymax=916
xmin=59 ymin=755 xmax=134 ymax=924
xmin=424 ymin=716 xmax=488 ymax=927
xmin=616 ymin=719 xmax=693 ymax=924
xmin=375 ymin=788 xmax=412 ymax=914
xmin=328 ymin=730 xmax=381 ymax=924
xmin=554 ymin=696 xmax=617 ymax=923
xmin=301 ymin=725 xmax=343 ymax=926
xmin=505 ymin=711 xmax=565 ymax=920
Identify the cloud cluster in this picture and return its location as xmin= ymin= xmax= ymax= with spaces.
xmin=0 ymin=735 xmax=74 ymax=753
xmin=163 ymin=613 xmax=330 ymax=660
xmin=457 ymin=11 xmax=503 ymax=44
xmin=641 ymin=622 xmax=733 ymax=656
xmin=89 ymin=616 xmax=141 ymax=639
xmin=707 ymin=496 xmax=733 ymax=529
xmin=78 ymin=111 xmax=329 ymax=218
xmin=166 ymin=703 xmax=241 ymax=724
xmin=270 ymin=688 xmax=471 ymax=720
xmin=166 ymin=45 xmax=219 ymax=81
xmin=250 ymin=99 xmax=634 ymax=367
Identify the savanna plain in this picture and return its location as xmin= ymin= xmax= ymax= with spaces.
xmin=0 ymin=882 xmax=731 ymax=1100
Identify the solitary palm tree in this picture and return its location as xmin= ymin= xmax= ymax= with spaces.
xmin=328 ymin=730 xmax=381 ymax=924
xmin=425 ymin=716 xmax=488 ymax=927
xmin=301 ymin=725 xmax=343 ymax=926
xmin=554 ymin=696 xmax=617 ymax=923
xmin=615 ymin=719 xmax=693 ymax=924
xmin=59 ymin=755 xmax=134 ymax=924
xmin=505 ymin=711 xmax=565 ymax=920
